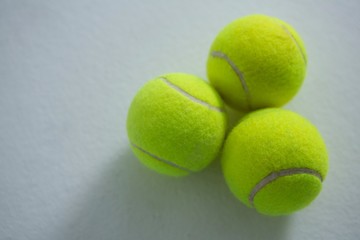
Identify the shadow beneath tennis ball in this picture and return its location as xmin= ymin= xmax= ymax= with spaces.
xmin=122 ymin=148 xmax=292 ymax=240
xmin=225 ymin=104 xmax=247 ymax=133
xmin=51 ymin=149 xmax=135 ymax=240
xmin=55 ymin=148 xmax=291 ymax=240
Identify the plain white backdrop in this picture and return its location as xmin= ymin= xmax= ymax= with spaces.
xmin=1 ymin=0 xmax=359 ymax=239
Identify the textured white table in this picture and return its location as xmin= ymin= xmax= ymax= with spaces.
xmin=1 ymin=1 xmax=359 ymax=239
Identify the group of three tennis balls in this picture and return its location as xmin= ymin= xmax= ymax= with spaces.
xmin=127 ymin=15 xmax=328 ymax=216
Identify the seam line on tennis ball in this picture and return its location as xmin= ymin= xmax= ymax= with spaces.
xmin=131 ymin=142 xmax=193 ymax=172
xmin=248 ymin=168 xmax=322 ymax=207
xmin=211 ymin=51 xmax=252 ymax=110
xmin=160 ymin=77 xmax=225 ymax=112
xmin=280 ymin=25 xmax=307 ymax=65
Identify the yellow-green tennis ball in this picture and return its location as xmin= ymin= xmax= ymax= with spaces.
xmin=207 ymin=14 xmax=307 ymax=111
xmin=127 ymin=73 xmax=227 ymax=177
xmin=222 ymin=108 xmax=328 ymax=215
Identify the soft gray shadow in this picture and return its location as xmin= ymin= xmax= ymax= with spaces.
xmin=56 ymin=148 xmax=291 ymax=240
xmin=225 ymin=104 xmax=246 ymax=132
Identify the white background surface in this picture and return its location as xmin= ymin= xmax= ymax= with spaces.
xmin=1 ymin=1 xmax=359 ymax=239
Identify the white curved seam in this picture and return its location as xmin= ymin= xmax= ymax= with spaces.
xmin=131 ymin=143 xmax=192 ymax=172
xmin=211 ymin=51 xmax=252 ymax=110
xmin=160 ymin=77 xmax=224 ymax=112
xmin=280 ymin=25 xmax=307 ymax=64
xmin=248 ymin=168 xmax=323 ymax=207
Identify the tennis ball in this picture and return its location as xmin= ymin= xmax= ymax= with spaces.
xmin=127 ymin=73 xmax=227 ymax=177
xmin=222 ymin=108 xmax=328 ymax=215
xmin=207 ymin=14 xmax=307 ymax=111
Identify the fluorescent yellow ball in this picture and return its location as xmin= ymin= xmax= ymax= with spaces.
xmin=207 ymin=14 xmax=307 ymax=111
xmin=222 ymin=109 xmax=328 ymax=215
xmin=127 ymin=73 xmax=227 ymax=176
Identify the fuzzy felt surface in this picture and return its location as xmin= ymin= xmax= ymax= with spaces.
xmin=127 ymin=73 xmax=227 ymax=176
xmin=207 ymin=14 xmax=307 ymax=111
xmin=222 ymin=108 xmax=328 ymax=215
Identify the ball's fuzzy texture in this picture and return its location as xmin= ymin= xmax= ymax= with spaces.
xmin=222 ymin=109 xmax=328 ymax=215
xmin=207 ymin=14 xmax=307 ymax=111
xmin=127 ymin=73 xmax=227 ymax=177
